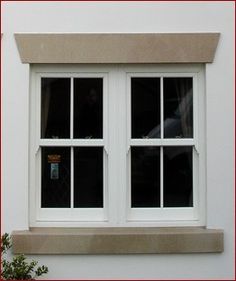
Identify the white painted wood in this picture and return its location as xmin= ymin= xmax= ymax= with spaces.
xmin=30 ymin=65 xmax=205 ymax=226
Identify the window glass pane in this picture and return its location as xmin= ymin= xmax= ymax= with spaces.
xmin=41 ymin=147 xmax=70 ymax=208
xmin=74 ymin=147 xmax=103 ymax=208
xmin=164 ymin=78 xmax=193 ymax=138
xmin=131 ymin=147 xmax=160 ymax=207
xmin=74 ymin=78 xmax=103 ymax=139
xmin=164 ymin=146 xmax=193 ymax=207
xmin=131 ymin=78 xmax=160 ymax=138
xmin=41 ymin=78 xmax=70 ymax=139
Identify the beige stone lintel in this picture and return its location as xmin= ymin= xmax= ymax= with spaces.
xmin=12 ymin=227 xmax=223 ymax=255
xmin=14 ymin=33 xmax=220 ymax=64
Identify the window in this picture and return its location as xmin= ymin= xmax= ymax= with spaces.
xmin=29 ymin=64 xmax=205 ymax=227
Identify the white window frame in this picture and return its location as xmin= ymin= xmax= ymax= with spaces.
xmin=29 ymin=64 xmax=206 ymax=227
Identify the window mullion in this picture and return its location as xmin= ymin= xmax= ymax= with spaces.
xmin=160 ymin=77 xmax=164 ymax=209
xmin=161 ymin=76 xmax=164 ymax=139
xmin=70 ymin=77 xmax=74 ymax=139
xmin=107 ymin=67 xmax=122 ymax=225
xmin=70 ymin=78 xmax=74 ymax=209
xmin=160 ymin=146 xmax=164 ymax=209
xmin=71 ymin=147 xmax=74 ymax=209
xmin=70 ymin=77 xmax=74 ymax=209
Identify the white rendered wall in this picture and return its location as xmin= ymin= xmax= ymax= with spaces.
xmin=2 ymin=2 xmax=234 ymax=279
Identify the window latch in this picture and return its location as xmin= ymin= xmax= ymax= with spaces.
xmin=104 ymin=140 xmax=109 ymax=155
xmin=194 ymin=145 xmax=200 ymax=155
xmin=126 ymin=145 xmax=130 ymax=155
xmin=35 ymin=145 xmax=40 ymax=155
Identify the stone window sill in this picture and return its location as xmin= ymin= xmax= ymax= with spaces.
xmin=12 ymin=227 xmax=223 ymax=255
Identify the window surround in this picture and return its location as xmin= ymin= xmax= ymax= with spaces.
xmin=14 ymin=33 xmax=220 ymax=64
xmin=12 ymin=227 xmax=223 ymax=254
xmin=12 ymin=33 xmax=223 ymax=254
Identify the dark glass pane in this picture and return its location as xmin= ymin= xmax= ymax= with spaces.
xmin=164 ymin=78 xmax=193 ymax=138
xmin=164 ymin=146 xmax=193 ymax=207
xmin=131 ymin=78 xmax=160 ymax=138
xmin=74 ymin=78 xmax=103 ymax=139
xmin=74 ymin=147 xmax=103 ymax=208
xmin=41 ymin=147 xmax=70 ymax=208
xmin=131 ymin=147 xmax=160 ymax=207
xmin=41 ymin=78 xmax=70 ymax=138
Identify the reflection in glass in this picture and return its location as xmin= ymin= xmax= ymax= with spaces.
xmin=41 ymin=78 xmax=70 ymax=139
xmin=131 ymin=78 xmax=160 ymax=138
xmin=41 ymin=147 xmax=70 ymax=208
xmin=131 ymin=147 xmax=160 ymax=207
xmin=74 ymin=147 xmax=103 ymax=208
xmin=164 ymin=78 xmax=193 ymax=138
xmin=164 ymin=146 xmax=193 ymax=207
xmin=74 ymin=78 xmax=103 ymax=139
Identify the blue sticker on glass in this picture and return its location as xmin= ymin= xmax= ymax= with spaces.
xmin=50 ymin=163 xmax=59 ymax=180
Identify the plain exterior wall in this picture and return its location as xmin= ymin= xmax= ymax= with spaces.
xmin=2 ymin=2 xmax=234 ymax=280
